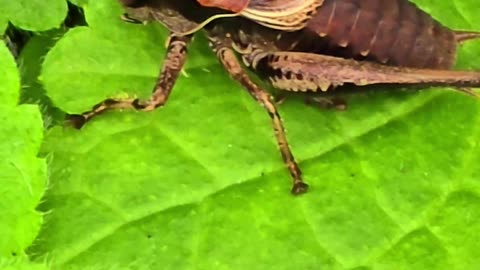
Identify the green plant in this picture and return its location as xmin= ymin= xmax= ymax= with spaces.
xmin=1 ymin=0 xmax=480 ymax=269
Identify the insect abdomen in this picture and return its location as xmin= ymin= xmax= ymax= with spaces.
xmin=307 ymin=0 xmax=457 ymax=69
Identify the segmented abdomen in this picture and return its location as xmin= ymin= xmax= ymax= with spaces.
xmin=305 ymin=0 xmax=457 ymax=69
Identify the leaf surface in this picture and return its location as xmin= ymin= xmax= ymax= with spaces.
xmin=0 ymin=0 xmax=68 ymax=31
xmin=32 ymin=0 xmax=480 ymax=269
xmin=0 ymin=41 xmax=46 ymax=259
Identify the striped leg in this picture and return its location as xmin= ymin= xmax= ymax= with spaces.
xmin=213 ymin=45 xmax=308 ymax=195
xmin=69 ymin=34 xmax=191 ymax=128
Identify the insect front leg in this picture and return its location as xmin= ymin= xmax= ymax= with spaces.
xmin=212 ymin=45 xmax=308 ymax=195
xmin=69 ymin=33 xmax=191 ymax=128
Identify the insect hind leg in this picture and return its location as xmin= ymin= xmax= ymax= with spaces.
xmin=454 ymin=30 xmax=480 ymax=43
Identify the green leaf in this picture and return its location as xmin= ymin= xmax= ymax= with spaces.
xmin=19 ymin=30 xmax=66 ymax=127
xmin=69 ymin=0 xmax=89 ymax=8
xmin=0 ymin=0 xmax=68 ymax=31
xmin=0 ymin=257 xmax=50 ymax=270
xmin=0 ymin=18 xmax=7 ymax=34
xmin=32 ymin=0 xmax=480 ymax=269
xmin=0 ymin=42 xmax=46 ymax=258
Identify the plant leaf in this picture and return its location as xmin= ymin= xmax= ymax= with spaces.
xmin=0 ymin=0 xmax=68 ymax=31
xmin=0 ymin=41 xmax=46 ymax=258
xmin=32 ymin=0 xmax=480 ymax=269
xmin=0 ymin=257 xmax=50 ymax=270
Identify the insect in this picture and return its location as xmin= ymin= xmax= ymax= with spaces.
xmin=196 ymin=0 xmax=248 ymax=13
xmin=70 ymin=0 xmax=480 ymax=195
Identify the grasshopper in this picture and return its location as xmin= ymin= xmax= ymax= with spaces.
xmin=70 ymin=0 xmax=480 ymax=195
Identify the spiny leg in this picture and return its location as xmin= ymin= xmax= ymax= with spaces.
xmin=69 ymin=34 xmax=191 ymax=128
xmin=454 ymin=30 xmax=480 ymax=43
xmin=213 ymin=46 xmax=308 ymax=195
xmin=246 ymin=51 xmax=480 ymax=93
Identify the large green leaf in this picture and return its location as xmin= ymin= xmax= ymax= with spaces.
xmin=0 ymin=41 xmax=46 ymax=259
xmin=0 ymin=258 xmax=49 ymax=270
xmin=32 ymin=0 xmax=480 ymax=269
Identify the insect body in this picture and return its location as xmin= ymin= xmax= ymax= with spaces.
xmin=200 ymin=0 xmax=480 ymax=69
xmin=197 ymin=0 xmax=249 ymax=13
xmin=306 ymin=0 xmax=466 ymax=69
xmin=70 ymin=0 xmax=480 ymax=194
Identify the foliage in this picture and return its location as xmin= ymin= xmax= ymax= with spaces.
xmin=1 ymin=0 xmax=480 ymax=269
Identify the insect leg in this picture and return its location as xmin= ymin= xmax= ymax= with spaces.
xmin=454 ymin=30 xmax=480 ymax=43
xmin=213 ymin=46 xmax=308 ymax=195
xmin=69 ymin=34 xmax=191 ymax=128
xmin=246 ymin=51 xmax=480 ymax=93
xmin=304 ymin=96 xmax=347 ymax=111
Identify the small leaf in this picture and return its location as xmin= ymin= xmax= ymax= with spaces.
xmin=0 ymin=42 xmax=46 ymax=258
xmin=0 ymin=0 xmax=68 ymax=31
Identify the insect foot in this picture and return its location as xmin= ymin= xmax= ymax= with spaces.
xmin=67 ymin=114 xmax=87 ymax=129
xmin=291 ymin=182 xmax=309 ymax=195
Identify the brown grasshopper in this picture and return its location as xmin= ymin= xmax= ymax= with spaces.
xmin=70 ymin=0 xmax=480 ymax=195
